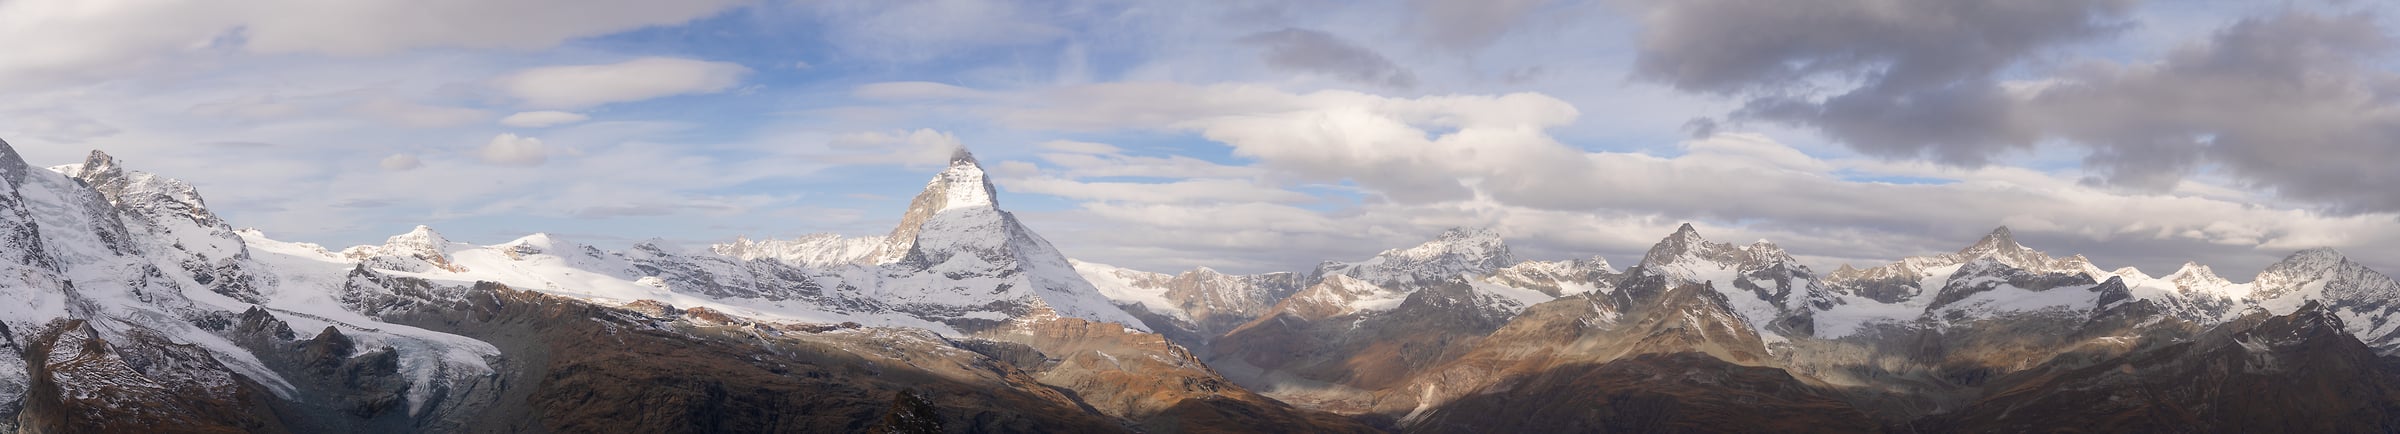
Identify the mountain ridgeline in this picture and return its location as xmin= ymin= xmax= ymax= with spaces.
xmin=1 ymin=137 xmax=2397 ymax=433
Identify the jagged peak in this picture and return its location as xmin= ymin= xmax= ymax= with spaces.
xmin=2113 ymin=266 xmax=2152 ymax=280
xmin=869 ymin=147 xmax=1007 ymax=264
xmin=0 ymin=137 xmax=26 ymax=184
xmin=1959 ymin=226 xmax=2027 ymax=255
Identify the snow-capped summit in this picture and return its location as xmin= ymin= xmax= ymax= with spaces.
xmin=1621 ymin=224 xmax=1827 ymax=341
xmin=2161 ymin=262 xmax=2237 ymax=295
xmin=713 ymin=234 xmax=884 ymax=268
xmin=1313 ymin=226 xmax=1515 ymax=286
xmin=851 ymin=147 xmax=1145 ymax=331
xmin=1633 ymin=223 xmax=1800 ymax=282
xmin=1950 ymin=226 xmax=2107 ymax=277
xmin=872 ymin=147 xmax=1000 ymax=264
xmin=342 ymin=225 xmax=467 ymax=273
xmin=54 ymin=150 xmax=262 ymax=302
xmin=2251 ymin=248 xmax=2400 ymax=314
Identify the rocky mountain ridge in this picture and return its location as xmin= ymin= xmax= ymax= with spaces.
xmin=7 ymin=134 xmax=2400 ymax=433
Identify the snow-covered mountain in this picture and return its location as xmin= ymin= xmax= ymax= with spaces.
xmin=0 ymin=147 xmax=500 ymax=432
xmin=1071 ymin=260 xmax=1304 ymax=345
xmin=14 ymin=133 xmax=2400 ymax=433
xmin=1310 ymin=227 xmax=1515 ymax=286
xmin=0 ymin=140 xmax=1367 ymax=433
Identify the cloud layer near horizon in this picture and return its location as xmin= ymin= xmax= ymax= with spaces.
xmin=0 ymin=0 xmax=2394 ymax=280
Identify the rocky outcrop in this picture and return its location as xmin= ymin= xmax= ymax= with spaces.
xmin=1924 ymin=302 xmax=2400 ymax=432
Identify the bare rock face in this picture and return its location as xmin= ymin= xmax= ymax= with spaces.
xmin=368 ymin=284 xmax=1132 ymax=434
xmin=17 ymin=321 xmax=281 ymax=434
xmin=1404 ymin=353 xmax=1879 ymax=434
xmin=968 ymin=311 xmax=1379 ymax=434
xmin=1925 ymin=302 xmax=2400 ymax=432
xmin=1073 ymin=260 xmax=1306 ymax=351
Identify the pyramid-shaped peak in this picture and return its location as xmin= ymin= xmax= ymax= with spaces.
xmin=389 ymin=225 xmax=450 ymax=245
xmin=1962 ymin=226 xmax=2020 ymax=250
xmin=871 ymin=146 xmax=1005 ymax=263
xmin=1659 ymin=223 xmax=1708 ymax=247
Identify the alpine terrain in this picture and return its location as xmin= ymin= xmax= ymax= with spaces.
xmin=4 ymin=136 xmax=2400 ymax=433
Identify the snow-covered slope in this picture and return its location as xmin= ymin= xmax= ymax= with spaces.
xmin=713 ymin=233 xmax=885 ymax=268
xmin=281 ymin=148 xmax=1152 ymax=337
xmin=2246 ymin=248 xmax=2400 ymax=353
xmin=858 ymin=149 xmax=1145 ymax=331
xmin=1312 ymin=227 xmax=1515 ymax=286
xmin=1625 ymin=224 xmax=1833 ymax=342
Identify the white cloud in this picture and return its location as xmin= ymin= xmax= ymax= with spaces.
xmin=495 ymin=57 xmax=752 ymax=109
xmin=823 ymin=128 xmax=963 ymax=166
xmin=237 ymin=0 xmax=751 ymax=55
xmin=478 ymin=133 xmax=561 ymax=166
xmin=380 ymin=153 xmax=423 ymax=171
xmin=1003 ymin=177 xmax=1311 ymax=204
xmin=0 ymin=0 xmax=749 ymax=88
xmin=1038 ymin=140 xmax=1120 ymax=154
xmin=878 ymin=82 xmax=2400 ymax=276
xmin=853 ymin=81 xmax=995 ymax=101
xmin=499 ymin=111 xmax=591 ymax=128
xmin=815 ymin=0 xmax=1069 ymax=62
xmin=0 ymin=111 xmax=121 ymax=143
xmin=349 ymin=99 xmax=489 ymax=127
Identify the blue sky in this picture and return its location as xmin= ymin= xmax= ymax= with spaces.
xmin=4 ymin=0 xmax=2398 ymax=277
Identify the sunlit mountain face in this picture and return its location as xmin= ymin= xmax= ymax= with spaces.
xmin=5 ymin=1 xmax=2399 ymax=432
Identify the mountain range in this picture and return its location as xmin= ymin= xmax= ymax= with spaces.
xmin=2 ymin=137 xmax=2397 ymax=433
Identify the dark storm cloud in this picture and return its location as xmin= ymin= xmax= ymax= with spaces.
xmin=1240 ymin=28 xmax=1419 ymax=89
xmin=1411 ymin=0 xmax=1554 ymax=53
xmin=2031 ymin=12 xmax=2400 ymax=212
xmin=1629 ymin=0 xmax=2137 ymax=165
xmin=1629 ymin=1 xmax=2400 ymax=214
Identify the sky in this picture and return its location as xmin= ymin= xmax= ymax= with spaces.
xmin=4 ymin=0 xmax=2399 ymax=279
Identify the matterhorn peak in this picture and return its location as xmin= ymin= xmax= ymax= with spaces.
xmin=869 ymin=145 xmax=1005 ymax=264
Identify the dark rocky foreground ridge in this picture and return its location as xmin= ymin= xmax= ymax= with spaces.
xmin=5 ymin=136 xmax=2400 ymax=433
